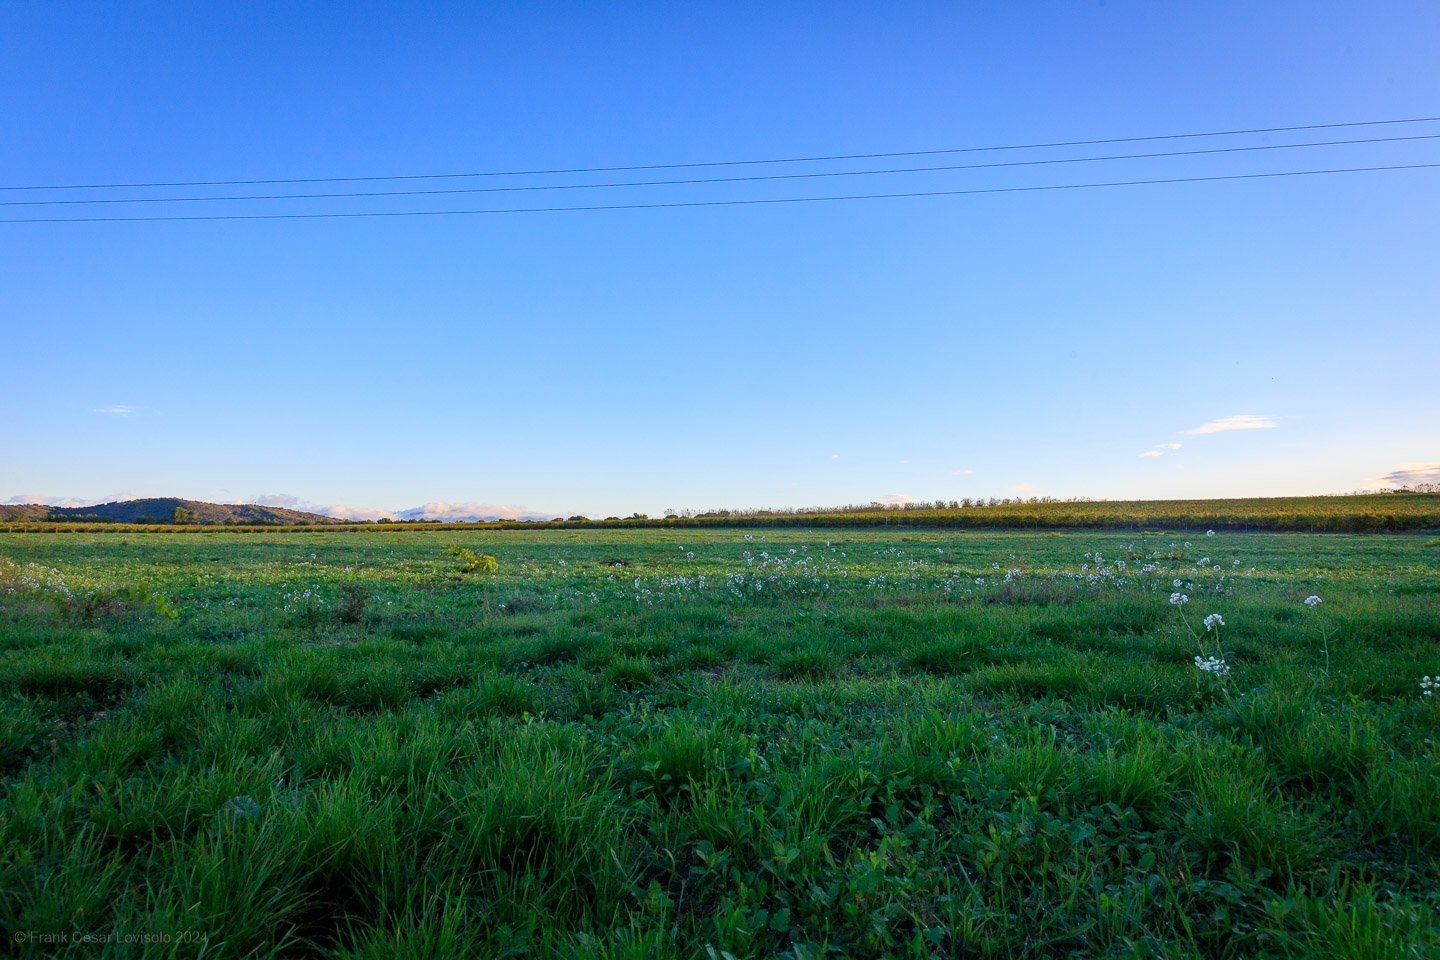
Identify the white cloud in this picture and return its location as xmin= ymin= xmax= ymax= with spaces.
xmin=1183 ymin=415 xmax=1277 ymax=435
xmin=255 ymin=493 xmax=390 ymax=519
xmin=1376 ymin=462 xmax=1440 ymax=487
xmin=1156 ymin=443 xmax=1182 ymax=450
xmin=881 ymin=494 xmax=916 ymax=505
xmin=951 ymin=469 xmax=974 ymax=475
xmin=831 ymin=454 xmax=840 ymax=459
xmin=1139 ymin=451 xmax=1162 ymax=457
xmin=93 ymin=406 xmax=135 ymax=415
xmin=317 ymin=504 xmax=398 ymax=522
xmin=396 ymin=501 xmax=558 ymax=522
xmin=1140 ymin=442 xmax=1182 ymax=457
xmin=1011 ymin=483 xmax=1037 ymax=493
xmin=251 ymin=495 xmax=560 ymax=522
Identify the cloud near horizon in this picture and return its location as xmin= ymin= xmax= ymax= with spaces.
xmin=396 ymin=501 xmax=558 ymax=522
xmin=1375 ymin=462 xmax=1440 ymax=487
xmin=881 ymin=494 xmax=916 ymax=505
xmin=5 ymin=492 xmax=143 ymax=508
xmin=253 ymin=494 xmax=558 ymax=523
xmin=1183 ymin=415 xmax=1278 ymax=435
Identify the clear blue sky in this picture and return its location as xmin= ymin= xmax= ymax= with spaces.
xmin=3 ymin=2 xmax=1437 ymax=520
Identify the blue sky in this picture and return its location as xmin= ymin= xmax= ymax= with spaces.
xmin=3 ymin=2 xmax=1437 ymax=520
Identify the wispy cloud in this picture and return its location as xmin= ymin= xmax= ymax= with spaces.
xmin=1376 ymin=462 xmax=1440 ymax=487
xmin=951 ymin=469 xmax=974 ymax=475
xmin=1139 ymin=451 xmax=1162 ymax=458
xmin=1184 ymin=415 xmax=1277 ymax=435
xmin=831 ymin=454 xmax=840 ymax=459
xmin=1139 ymin=442 xmax=1181 ymax=458
xmin=1156 ymin=443 xmax=1182 ymax=450
xmin=881 ymin=494 xmax=916 ymax=505
xmin=1011 ymin=483 xmax=1037 ymax=493
xmin=93 ymin=406 xmax=135 ymax=415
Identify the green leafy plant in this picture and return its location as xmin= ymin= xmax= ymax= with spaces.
xmin=54 ymin=584 xmax=178 ymax=622
xmin=444 ymin=544 xmax=498 ymax=573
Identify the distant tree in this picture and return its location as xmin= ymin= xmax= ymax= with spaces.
xmin=566 ymin=516 xmax=587 ymax=522
xmin=172 ymin=507 xmax=198 ymax=524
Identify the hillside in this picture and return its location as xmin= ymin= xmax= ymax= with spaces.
xmin=0 ymin=498 xmax=344 ymax=525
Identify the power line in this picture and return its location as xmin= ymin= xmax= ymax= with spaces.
xmin=5 ymin=115 xmax=1439 ymax=192
xmin=4 ymin=161 xmax=1435 ymax=224
xmin=4 ymin=133 xmax=1436 ymax=207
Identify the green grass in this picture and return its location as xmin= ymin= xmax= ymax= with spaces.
xmin=1 ymin=528 xmax=1438 ymax=957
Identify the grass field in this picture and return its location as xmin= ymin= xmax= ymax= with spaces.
xmin=2 ymin=528 xmax=1438 ymax=958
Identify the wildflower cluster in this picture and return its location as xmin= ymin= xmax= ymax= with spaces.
xmin=1194 ymin=656 xmax=1231 ymax=679
xmin=281 ymin=584 xmax=325 ymax=615
xmin=0 ymin=558 xmax=71 ymax=598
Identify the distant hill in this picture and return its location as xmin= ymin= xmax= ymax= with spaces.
xmin=0 ymin=498 xmax=345 ymax=525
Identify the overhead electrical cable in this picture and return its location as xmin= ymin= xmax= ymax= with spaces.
xmin=3 ymin=115 xmax=1439 ymax=192
xmin=3 ymin=132 xmax=1436 ymax=207
xmin=4 ymin=161 xmax=1436 ymax=224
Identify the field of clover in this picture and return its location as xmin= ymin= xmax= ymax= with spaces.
xmin=1 ymin=527 xmax=1438 ymax=959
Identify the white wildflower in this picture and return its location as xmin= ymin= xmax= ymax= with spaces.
xmin=1194 ymin=655 xmax=1231 ymax=679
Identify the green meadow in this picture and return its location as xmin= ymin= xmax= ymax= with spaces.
xmin=2 ymin=528 xmax=1438 ymax=958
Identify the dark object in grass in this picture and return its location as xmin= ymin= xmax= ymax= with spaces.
xmin=337 ymin=582 xmax=369 ymax=624
xmin=496 ymin=597 xmax=547 ymax=615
